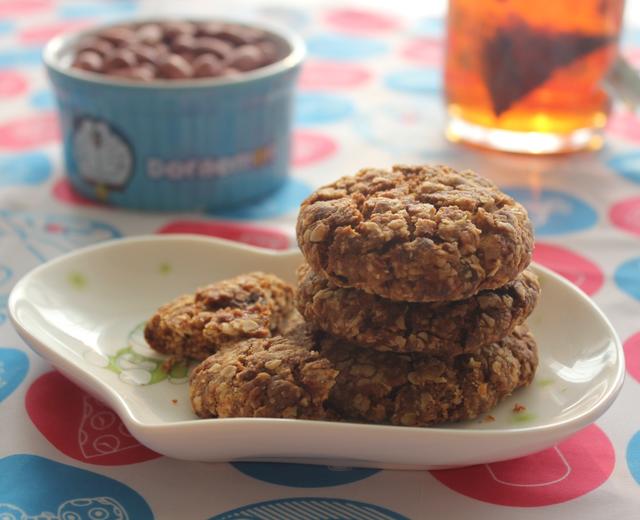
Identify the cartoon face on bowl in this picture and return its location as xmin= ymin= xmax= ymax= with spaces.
xmin=73 ymin=116 xmax=133 ymax=191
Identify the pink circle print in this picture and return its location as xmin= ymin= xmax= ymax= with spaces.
xmin=532 ymin=242 xmax=604 ymax=296
xmin=52 ymin=178 xmax=105 ymax=207
xmin=431 ymin=425 xmax=615 ymax=507
xmin=157 ymin=220 xmax=290 ymax=250
xmin=0 ymin=71 xmax=28 ymax=98
xmin=0 ymin=113 xmax=59 ymax=150
xmin=292 ymin=130 xmax=338 ymax=167
xmin=19 ymin=20 xmax=92 ymax=44
xmin=0 ymin=0 xmax=51 ymax=16
xmin=624 ymin=332 xmax=640 ymax=383
xmin=610 ymin=196 xmax=640 ymax=237
xmin=401 ymin=37 xmax=443 ymax=66
xmin=324 ymin=8 xmax=401 ymax=34
xmin=299 ymin=61 xmax=372 ymax=90
xmin=607 ymin=112 xmax=640 ymax=143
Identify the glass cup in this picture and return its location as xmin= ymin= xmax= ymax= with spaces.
xmin=444 ymin=0 xmax=625 ymax=154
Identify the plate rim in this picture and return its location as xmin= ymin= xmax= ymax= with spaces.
xmin=8 ymin=234 xmax=626 ymax=441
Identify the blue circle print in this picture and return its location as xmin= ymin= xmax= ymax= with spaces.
xmin=58 ymin=1 xmax=137 ymax=19
xmin=0 ymin=295 xmax=7 ymax=326
xmin=295 ymin=93 xmax=355 ymax=126
xmin=0 ymin=348 xmax=29 ymax=403
xmin=622 ymin=29 xmax=640 ymax=48
xmin=413 ymin=17 xmax=445 ymax=37
xmin=0 ymin=20 xmax=15 ymax=36
xmin=259 ymin=6 xmax=310 ymax=28
xmin=0 ymin=264 xmax=11 ymax=285
xmin=212 ymin=177 xmax=312 ymax=220
xmin=211 ymin=497 xmax=408 ymax=520
xmin=615 ymin=257 xmax=640 ymax=301
xmin=231 ymin=461 xmax=380 ymax=488
xmin=29 ymin=89 xmax=55 ymax=110
xmin=607 ymin=151 xmax=640 ymax=185
xmin=504 ymin=187 xmax=598 ymax=235
xmin=384 ymin=68 xmax=441 ymax=95
xmin=628 ymin=430 xmax=640 ymax=485
xmin=0 ymin=47 xmax=43 ymax=69
xmin=306 ymin=34 xmax=389 ymax=61
xmin=0 ymin=455 xmax=153 ymax=519
xmin=0 ymin=152 xmax=52 ymax=186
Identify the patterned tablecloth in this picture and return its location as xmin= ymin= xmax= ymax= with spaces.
xmin=1 ymin=1 xmax=640 ymax=518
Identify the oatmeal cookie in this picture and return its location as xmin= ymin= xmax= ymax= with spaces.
xmin=323 ymin=324 xmax=538 ymax=426
xmin=296 ymin=164 xmax=533 ymax=302
xmin=296 ymin=263 xmax=540 ymax=355
xmin=190 ymin=334 xmax=338 ymax=419
xmin=144 ymin=272 xmax=294 ymax=361
xmin=190 ymin=323 xmax=538 ymax=426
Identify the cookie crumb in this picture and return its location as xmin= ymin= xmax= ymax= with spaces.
xmin=513 ymin=403 xmax=526 ymax=413
xmin=484 ymin=415 xmax=496 ymax=422
xmin=171 ymin=399 xmax=178 ymax=405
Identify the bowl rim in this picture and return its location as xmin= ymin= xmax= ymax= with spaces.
xmin=43 ymin=15 xmax=306 ymax=90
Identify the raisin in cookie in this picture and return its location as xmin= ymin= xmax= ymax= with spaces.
xmin=296 ymin=164 xmax=534 ymax=302
xmin=144 ymin=272 xmax=294 ymax=361
xmin=190 ymin=334 xmax=338 ymax=420
xmin=296 ymin=262 xmax=540 ymax=355
xmin=323 ymin=324 xmax=538 ymax=426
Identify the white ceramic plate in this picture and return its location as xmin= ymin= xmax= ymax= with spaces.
xmin=9 ymin=235 xmax=624 ymax=469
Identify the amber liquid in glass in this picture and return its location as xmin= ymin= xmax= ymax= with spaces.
xmin=445 ymin=0 xmax=625 ymax=153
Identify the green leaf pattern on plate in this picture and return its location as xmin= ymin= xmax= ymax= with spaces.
xmin=93 ymin=322 xmax=190 ymax=386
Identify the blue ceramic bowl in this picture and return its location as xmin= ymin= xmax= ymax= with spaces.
xmin=44 ymin=19 xmax=305 ymax=211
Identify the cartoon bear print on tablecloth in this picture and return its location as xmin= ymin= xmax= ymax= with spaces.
xmin=0 ymin=211 xmax=120 ymax=322
xmin=0 ymin=454 xmax=153 ymax=518
xmin=26 ymin=371 xmax=160 ymax=465
xmin=210 ymin=498 xmax=408 ymax=519
xmin=431 ymin=425 xmax=615 ymax=507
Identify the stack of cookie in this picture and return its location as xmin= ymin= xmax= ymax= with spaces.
xmin=293 ymin=164 xmax=541 ymax=426
xmin=147 ymin=164 xmax=541 ymax=427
